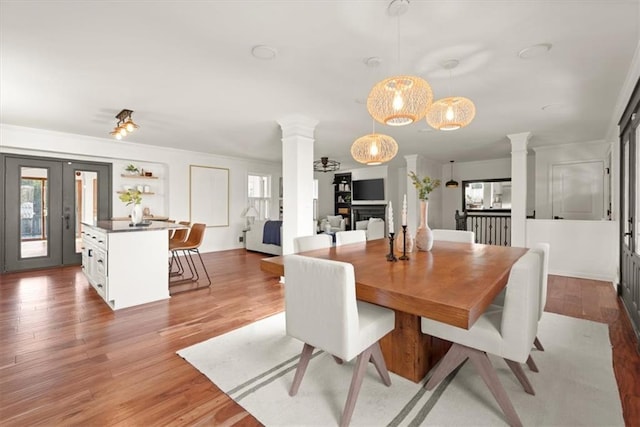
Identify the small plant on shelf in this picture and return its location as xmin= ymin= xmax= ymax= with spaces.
xmin=119 ymin=189 xmax=142 ymax=206
xmin=125 ymin=164 xmax=139 ymax=175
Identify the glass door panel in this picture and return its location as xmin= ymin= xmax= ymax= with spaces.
xmin=20 ymin=168 xmax=49 ymax=258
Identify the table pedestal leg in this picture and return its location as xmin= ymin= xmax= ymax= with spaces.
xmin=379 ymin=310 xmax=452 ymax=383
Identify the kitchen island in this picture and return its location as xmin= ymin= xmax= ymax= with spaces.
xmin=81 ymin=220 xmax=186 ymax=310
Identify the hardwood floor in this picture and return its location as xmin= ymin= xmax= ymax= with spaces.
xmin=1 ymin=250 xmax=638 ymax=425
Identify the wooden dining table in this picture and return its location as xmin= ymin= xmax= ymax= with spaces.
xmin=260 ymin=238 xmax=528 ymax=383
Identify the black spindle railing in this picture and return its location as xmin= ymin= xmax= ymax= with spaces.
xmin=455 ymin=210 xmax=512 ymax=246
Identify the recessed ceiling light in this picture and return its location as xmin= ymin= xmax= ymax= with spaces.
xmin=388 ymin=0 xmax=409 ymax=17
xmin=251 ymin=45 xmax=277 ymax=60
xmin=518 ymin=43 xmax=552 ymax=59
xmin=541 ymin=103 xmax=565 ymax=111
xmin=363 ymin=57 xmax=381 ymax=68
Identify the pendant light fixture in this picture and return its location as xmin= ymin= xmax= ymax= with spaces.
xmin=366 ymin=0 xmax=433 ymax=127
xmin=351 ymin=120 xmax=398 ymax=166
xmin=445 ymin=160 xmax=459 ymax=188
xmin=426 ymin=60 xmax=476 ymax=131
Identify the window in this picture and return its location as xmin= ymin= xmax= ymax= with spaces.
xmin=248 ymin=174 xmax=271 ymax=220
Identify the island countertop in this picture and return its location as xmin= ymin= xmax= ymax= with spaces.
xmin=82 ymin=220 xmax=187 ymax=233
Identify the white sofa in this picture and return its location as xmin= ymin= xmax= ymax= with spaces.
xmin=355 ymin=218 xmax=386 ymax=240
xmin=246 ymin=220 xmax=282 ymax=255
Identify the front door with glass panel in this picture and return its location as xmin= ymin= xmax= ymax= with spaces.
xmin=2 ymin=155 xmax=111 ymax=272
xmin=619 ymin=85 xmax=640 ymax=346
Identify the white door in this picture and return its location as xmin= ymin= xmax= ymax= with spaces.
xmin=551 ymin=161 xmax=604 ymax=220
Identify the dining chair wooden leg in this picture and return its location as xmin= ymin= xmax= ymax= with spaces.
xmin=369 ymin=342 xmax=391 ymax=386
xmin=468 ymin=347 xmax=522 ymax=427
xmin=504 ymin=359 xmax=535 ymax=395
xmin=341 ymin=345 xmax=374 ymax=427
xmin=425 ymin=342 xmax=469 ymax=391
xmin=525 ymin=354 xmax=539 ymax=372
xmin=533 ymin=336 xmax=544 ymax=351
xmin=289 ymin=343 xmax=314 ymax=396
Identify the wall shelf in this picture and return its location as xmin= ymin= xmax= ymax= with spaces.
xmin=116 ymin=191 xmax=156 ymax=195
xmin=333 ymin=172 xmax=352 ymax=230
xmin=120 ymin=174 xmax=159 ymax=179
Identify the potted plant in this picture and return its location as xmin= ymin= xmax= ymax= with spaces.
xmin=125 ymin=164 xmax=139 ymax=175
xmin=119 ymin=189 xmax=143 ymax=224
xmin=409 ymin=171 xmax=441 ymax=251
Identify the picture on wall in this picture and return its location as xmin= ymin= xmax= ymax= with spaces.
xmin=189 ymin=165 xmax=229 ymax=227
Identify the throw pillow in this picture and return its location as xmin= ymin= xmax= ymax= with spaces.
xmin=355 ymin=220 xmax=368 ymax=230
xmin=368 ymin=217 xmax=383 ymax=227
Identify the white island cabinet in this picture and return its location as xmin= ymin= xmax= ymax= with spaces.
xmin=81 ymin=221 xmax=184 ymax=310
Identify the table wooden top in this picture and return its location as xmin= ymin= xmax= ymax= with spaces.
xmin=260 ymin=239 xmax=528 ymax=329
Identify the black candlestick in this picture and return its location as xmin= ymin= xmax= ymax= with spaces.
xmin=387 ymin=232 xmax=398 ymax=262
xmin=399 ymin=225 xmax=409 ymax=260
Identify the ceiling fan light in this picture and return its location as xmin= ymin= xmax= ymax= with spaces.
xmin=313 ymin=156 xmax=340 ymax=173
xmin=351 ymin=133 xmax=398 ymax=165
xmin=367 ymin=75 xmax=433 ymax=126
xmin=426 ymin=96 xmax=476 ymax=131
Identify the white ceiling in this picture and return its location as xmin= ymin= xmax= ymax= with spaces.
xmin=1 ymin=1 xmax=638 ymax=169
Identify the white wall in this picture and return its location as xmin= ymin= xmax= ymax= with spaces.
xmin=1 ymin=125 xmax=282 ymax=253
xmin=527 ymin=219 xmax=616 ymax=281
xmin=314 ymin=171 xmax=334 ymax=221
xmin=532 ymin=141 xmax=611 ymax=220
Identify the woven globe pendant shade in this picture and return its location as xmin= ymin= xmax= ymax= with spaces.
xmin=426 ymin=96 xmax=476 ymax=131
xmin=367 ymin=75 xmax=433 ymax=126
xmin=351 ymin=133 xmax=398 ymax=165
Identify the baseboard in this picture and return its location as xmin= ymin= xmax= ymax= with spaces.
xmin=550 ymin=269 xmax=616 ymax=283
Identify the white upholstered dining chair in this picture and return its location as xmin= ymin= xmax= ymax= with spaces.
xmin=432 ymin=229 xmax=475 ymax=243
xmin=294 ymin=234 xmax=332 ymax=253
xmin=491 ymin=243 xmax=550 ymax=373
xmin=284 ymin=255 xmax=395 ymax=427
xmin=420 ymin=251 xmax=542 ymax=427
xmin=335 ymin=230 xmax=367 ymax=246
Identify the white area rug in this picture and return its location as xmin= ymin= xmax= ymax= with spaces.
xmin=177 ymin=312 xmax=624 ymax=426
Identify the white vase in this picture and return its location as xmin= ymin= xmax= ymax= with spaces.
xmin=415 ymin=200 xmax=433 ymax=251
xmin=131 ymin=204 xmax=143 ymax=225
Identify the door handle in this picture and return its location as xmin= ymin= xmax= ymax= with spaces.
xmin=624 ymin=232 xmax=632 ymax=237
xmin=88 ymin=249 xmax=93 ymax=257
xmin=64 ymin=214 xmax=70 ymax=230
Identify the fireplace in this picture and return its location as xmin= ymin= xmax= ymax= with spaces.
xmin=351 ymin=204 xmax=386 ymax=224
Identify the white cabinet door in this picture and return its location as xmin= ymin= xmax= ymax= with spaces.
xmin=551 ymin=161 xmax=604 ymax=220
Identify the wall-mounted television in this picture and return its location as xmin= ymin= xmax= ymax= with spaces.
xmin=352 ymin=178 xmax=385 ymax=201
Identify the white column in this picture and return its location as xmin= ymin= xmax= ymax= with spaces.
xmin=404 ymin=154 xmax=419 ymax=236
xmin=277 ymin=114 xmax=318 ymax=255
xmin=508 ymin=132 xmax=531 ymax=247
